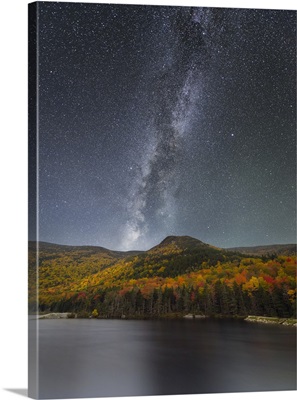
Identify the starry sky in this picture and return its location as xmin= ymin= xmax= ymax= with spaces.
xmin=29 ymin=1 xmax=296 ymax=251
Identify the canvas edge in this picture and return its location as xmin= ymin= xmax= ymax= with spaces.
xmin=28 ymin=2 xmax=39 ymax=399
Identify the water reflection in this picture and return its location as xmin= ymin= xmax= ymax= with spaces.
xmin=33 ymin=319 xmax=296 ymax=398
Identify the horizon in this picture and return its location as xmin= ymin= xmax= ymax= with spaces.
xmin=29 ymin=235 xmax=297 ymax=253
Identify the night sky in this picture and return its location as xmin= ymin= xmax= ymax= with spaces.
xmin=30 ymin=1 xmax=296 ymax=251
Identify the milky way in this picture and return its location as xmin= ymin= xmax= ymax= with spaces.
xmin=30 ymin=3 xmax=296 ymax=250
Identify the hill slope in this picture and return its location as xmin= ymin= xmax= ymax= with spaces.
xmin=227 ymin=244 xmax=296 ymax=257
xmin=29 ymin=236 xmax=296 ymax=319
xmin=28 ymin=240 xmax=143 ymax=260
xmin=28 ymin=241 xmax=143 ymax=310
xmin=149 ymin=235 xmax=211 ymax=252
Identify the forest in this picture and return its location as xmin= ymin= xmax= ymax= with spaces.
xmin=29 ymin=236 xmax=296 ymax=319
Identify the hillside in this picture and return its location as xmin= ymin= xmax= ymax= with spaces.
xmin=28 ymin=241 xmax=143 ymax=310
xmin=227 ymin=244 xmax=296 ymax=257
xmin=29 ymin=236 xmax=296 ymax=319
xmin=28 ymin=240 xmax=143 ymax=261
xmin=149 ymin=235 xmax=211 ymax=252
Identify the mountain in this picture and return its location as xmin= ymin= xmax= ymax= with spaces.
xmin=123 ymin=235 xmax=244 ymax=279
xmin=149 ymin=235 xmax=209 ymax=251
xmin=28 ymin=236 xmax=296 ymax=319
xmin=227 ymin=244 xmax=296 ymax=257
xmin=28 ymin=240 xmax=143 ymax=310
xmin=28 ymin=240 xmax=143 ymax=260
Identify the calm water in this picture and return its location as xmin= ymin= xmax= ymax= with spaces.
xmin=32 ymin=318 xmax=296 ymax=398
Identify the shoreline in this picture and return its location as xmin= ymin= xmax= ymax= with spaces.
xmin=33 ymin=312 xmax=297 ymax=326
xmin=245 ymin=315 xmax=297 ymax=326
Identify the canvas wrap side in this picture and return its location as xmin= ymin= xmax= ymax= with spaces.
xmin=28 ymin=2 xmax=39 ymax=399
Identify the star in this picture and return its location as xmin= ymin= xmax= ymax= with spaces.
xmin=30 ymin=2 xmax=296 ymax=250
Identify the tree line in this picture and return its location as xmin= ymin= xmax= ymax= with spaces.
xmin=42 ymin=278 xmax=295 ymax=319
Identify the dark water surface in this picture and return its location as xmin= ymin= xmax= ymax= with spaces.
xmin=35 ymin=319 xmax=296 ymax=398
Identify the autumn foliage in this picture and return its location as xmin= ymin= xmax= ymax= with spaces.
xmin=29 ymin=238 xmax=296 ymax=318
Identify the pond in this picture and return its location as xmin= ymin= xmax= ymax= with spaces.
xmin=30 ymin=318 xmax=296 ymax=398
